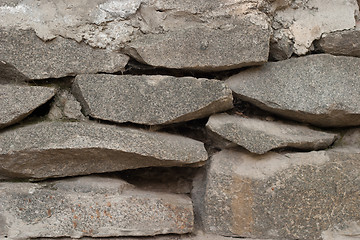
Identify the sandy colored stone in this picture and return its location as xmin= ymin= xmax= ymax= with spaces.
xmin=0 ymin=85 xmax=56 ymax=129
xmin=206 ymin=114 xmax=337 ymax=154
xmin=0 ymin=29 xmax=129 ymax=79
xmin=0 ymin=121 xmax=208 ymax=179
xmin=317 ymin=29 xmax=360 ymax=57
xmin=271 ymin=0 xmax=357 ymax=55
xmin=226 ymin=54 xmax=360 ymax=127
xmin=0 ymin=177 xmax=193 ymax=238
xmin=196 ymin=148 xmax=360 ymax=239
xmin=334 ymin=128 xmax=360 ymax=150
xmin=73 ymin=74 xmax=233 ymax=125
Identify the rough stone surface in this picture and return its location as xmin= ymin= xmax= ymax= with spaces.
xmin=35 ymin=233 xmax=270 ymax=240
xmin=0 ymin=29 xmax=129 ymax=79
xmin=73 ymin=74 xmax=233 ymax=125
xmin=0 ymin=61 xmax=29 ymax=84
xmin=0 ymin=177 xmax=194 ymax=238
xmin=206 ymin=114 xmax=338 ymax=154
xmin=48 ymin=90 xmax=85 ymax=121
xmin=198 ymin=148 xmax=360 ymax=239
xmin=335 ymin=128 xmax=360 ymax=149
xmin=0 ymin=85 xmax=56 ymax=129
xmin=226 ymin=54 xmax=360 ymax=127
xmin=51 ymin=176 xmax=135 ymax=194
xmin=0 ymin=121 xmax=208 ymax=179
xmin=126 ymin=18 xmax=270 ymax=71
xmin=270 ymin=0 xmax=358 ymax=56
xmin=0 ymin=0 xmax=270 ymax=71
xmin=317 ymin=29 xmax=360 ymax=57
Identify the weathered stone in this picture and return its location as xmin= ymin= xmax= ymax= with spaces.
xmin=0 ymin=61 xmax=28 ymax=84
xmin=0 ymin=0 xmax=139 ymax=48
xmin=198 ymin=148 xmax=360 ymax=239
xmin=51 ymin=176 xmax=135 ymax=194
xmin=0 ymin=0 xmax=269 ymax=71
xmin=126 ymin=17 xmax=270 ymax=71
xmin=0 ymin=29 xmax=129 ymax=79
xmin=317 ymin=29 xmax=360 ymax=57
xmin=226 ymin=54 xmax=360 ymax=127
xmin=73 ymin=74 xmax=233 ymax=125
xmin=322 ymin=222 xmax=360 ymax=240
xmin=48 ymin=90 xmax=85 ymax=121
xmin=0 ymin=85 xmax=56 ymax=129
xmin=206 ymin=114 xmax=337 ymax=154
xmin=271 ymin=0 xmax=358 ymax=55
xmin=0 ymin=121 xmax=208 ymax=179
xmin=0 ymin=177 xmax=194 ymax=238
xmin=334 ymin=128 xmax=360 ymax=149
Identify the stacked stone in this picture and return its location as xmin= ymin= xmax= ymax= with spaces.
xmin=0 ymin=0 xmax=359 ymax=240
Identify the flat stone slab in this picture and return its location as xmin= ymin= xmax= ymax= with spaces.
xmin=317 ymin=29 xmax=360 ymax=57
xmin=198 ymin=148 xmax=360 ymax=239
xmin=0 ymin=61 xmax=29 ymax=84
xmin=0 ymin=29 xmax=129 ymax=79
xmin=0 ymin=121 xmax=208 ymax=179
xmin=126 ymin=18 xmax=270 ymax=71
xmin=72 ymin=74 xmax=233 ymax=125
xmin=0 ymin=85 xmax=56 ymax=129
xmin=226 ymin=54 xmax=360 ymax=127
xmin=0 ymin=176 xmax=193 ymax=238
xmin=206 ymin=114 xmax=338 ymax=154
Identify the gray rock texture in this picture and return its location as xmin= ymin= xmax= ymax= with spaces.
xmin=226 ymin=54 xmax=360 ymax=127
xmin=198 ymin=148 xmax=360 ymax=239
xmin=0 ymin=61 xmax=29 ymax=84
xmin=334 ymin=128 xmax=360 ymax=149
xmin=0 ymin=0 xmax=270 ymax=71
xmin=206 ymin=114 xmax=338 ymax=154
xmin=126 ymin=18 xmax=270 ymax=71
xmin=48 ymin=90 xmax=85 ymax=121
xmin=0 ymin=121 xmax=208 ymax=179
xmin=317 ymin=29 xmax=360 ymax=57
xmin=73 ymin=74 xmax=233 ymax=125
xmin=0 ymin=85 xmax=56 ymax=129
xmin=0 ymin=177 xmax=194 ymax=239
xmin=0 ymin=29 xmax=129 ymax=79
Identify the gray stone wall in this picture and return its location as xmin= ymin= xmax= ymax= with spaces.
xmin=0 ymin=0 xmax=359 ymax=239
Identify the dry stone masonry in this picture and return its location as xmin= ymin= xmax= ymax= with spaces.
xmin=206 ymin=113 xmax=338 ymax=154
xmin=72 ymin=74 xmax=233 ymax=125
xmin=0 ymin=0 xmax=359 ymax=239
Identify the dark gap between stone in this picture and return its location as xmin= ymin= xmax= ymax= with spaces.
xmin=99 ymin=57 xmax=248 ymax=80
